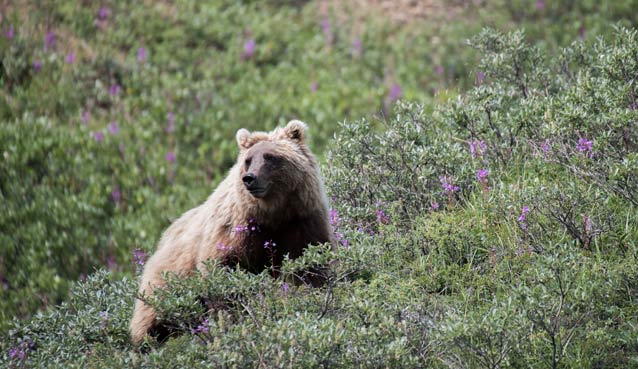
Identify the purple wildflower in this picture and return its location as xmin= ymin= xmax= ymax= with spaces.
xmin=44 ymin=30 xmax=55 ymax=51
xmin=107 ymin=255 xmax=118 ymax=271
xmin=108 ymin=121 xmax=119 ymax=135
xmin=65 ymin=52 xmax=76 ymax=64
xmin=166 ymin=112 xmax=175 ymax=133
xmin=137 ymin=46 xmax=147 ymax=62
xmin=242 ymin=39 xmax=256 ymax=60
xmin=133 ymin=249 xmax=147 ymax=267
xmin=98 ymin=6 xmax=109 ymax=20
xmin=376 ymin=209 xmax=389 ymax=224
xmin=282 ymin=282 xmax=290 ymax=294
xmin=33 ymin=60 xmax=43 ymax=72
xmin=351 ymin=38 xmax=362 ymax=56
xmin=329 ymin=208 xmax=341 ymax=228
xmin=217 ymin=243 xmax=233 ymax=252
xmin=111 ymin=186 xmax=121 ymax=203
xmin=93 ymin=131 xmax=104 ymax=143
xmin=477 ymin=168 xmax=490 ymax=181
xmin=3 ymin=25 xmax=14 ymax=40
xmin=81 ymin=110 xmax=90 ymax=125
xmin=8 ymin=340 xmax=32 ymax=362
xmin=469 ymin=140 xmax=486 ymax=159
xmin=431 ymin=201 xmax=440 ymax=211
xmin=320 ymin=18 xmax=333 ymax=45
xmin=518 ymin=205 xmax=530 ymax=230
xmin=109 ymin=84 xmax=121 ymax=97
xmin=166 ymin=151 xmax=176 ymax=163
xmin=541 ymin=139 xmax=551 ymax=155
xmin=476 ymin=70 xmax=485 ymax=84
xmin=263 ymin=240 xmax=276 ymax=250
xmin=310 ymin=81 xmax=318 ymax=92
xmin=435 ymin=65 xmax=445 ymax=75
xmin=440 ymin=175 xmax=460 ymax=195
xmin=535 ymin=0 xmax=545 ymax=11
xmin=576 ymin=137 xmax=593 ymax=152
xmin=388 ymin=83 xmax=403 ymax=102
xmin=191 ymin=318 xmax=210 ymax=335
xmin=99 ymin=311 xmax=110 ymax=329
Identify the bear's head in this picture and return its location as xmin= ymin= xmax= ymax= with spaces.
xmin=235 ymin=120 xmax=317 ymax=201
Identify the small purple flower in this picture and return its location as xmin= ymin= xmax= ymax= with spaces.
xmin=3 ymin=25 xmax=14 ymax=40
xmin=166 ymin=112 xmax=175 ymax=133
xmin=191 ymin=318 xmax=210 ymax=334
xmin=111 ymin=186 xmax=121 ymax=203
xmin=282 ymin=282 xmax=290 ymax=294
xmin=137 ymin=46 xmax=147 ymax=62
xmin=477 ymin=168 xmax=490 ymax=181
xmin=440 ymin=175 xmax=460 ymax=195
xmin=469 ymin=140 xmax=486 ymax=159
xmin=576 ymin=137 xmax=592 ymax=152
xmin=44 ymin=30 xmax=55 ymax=51
xmin=320 ymin=18 xmax=333 ymax=44
xmin=82 ymin=110 xmax=90 ymax=125
xmin=108 ymin=121 xmax=119 ymax=135
xmin=329 ymin=208 xmax=341 ymax=228
xmin=263 ymin=240 xmax=276 ymax=250
xmin=338 ymin=234 xmax=348 ymax=247
xmin=107 ymin=255 xmax=118 ymax=271
xmin=431 ymin=201 xmax=440 ymax=211
xmin=166 ymin=150 xmax=176 ymax=163
xmin=376 ymin=209 xmax=389 ymax=224
xmin=351 ymin=38 xmax=362 ymax=55
xmin=535 ymin=0 xmax=545 ymax=11
xmin=109 ymin=84 xmax=121 ymax=97
xmin=242 ymin=38 xmax=256 ymax=60
xmin=435 ymin=65 xmax=445 ymax=75
xmin=476 ymin=70 xmax=485 ymax=84
xmin=217 ymin=243 xmax=232 ymax=252
xmin=133 ymin=248 xmax=147 ymax=266
xmin=33 ymin=60 xmax=43 ymax=72
xmin=93 ymin=131 xmax=104 ymax=142
xmin=541 ymin=139 xmax=551 ymax=155
xmin=99 ymin=311 xmax=110 ymax=328
xmin=518 ymin=206 xmax=530 ymax=230
xmin=310 ymin=81 xmax=318 ymax=92
xmin=98 ymin=6 xmax=110 ymax=20
xmin=65 ymin=52 xmax=76 ymax=64
xmin=388 ymin=83 xmax=403 ymax=102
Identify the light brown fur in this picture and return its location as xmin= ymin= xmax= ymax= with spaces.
xmin=130 ymin=121 xmax=332 ymax=344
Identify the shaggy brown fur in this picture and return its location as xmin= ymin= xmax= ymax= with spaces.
xmin=129 ymin=121 xmax=332 ymax=344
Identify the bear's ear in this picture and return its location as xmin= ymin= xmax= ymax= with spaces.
xmin=236 ymin=128 xmax=252 ymax=150
xmin=282 ymin=120 xmax=307 ymax=143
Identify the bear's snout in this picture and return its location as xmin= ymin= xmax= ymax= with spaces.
xmin=243 ymin=173 xmax=269 ymax=198
xmin=242 ymin=173 xmax=257 ymax=187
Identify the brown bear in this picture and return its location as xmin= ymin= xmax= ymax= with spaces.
xmin=129 ymin=120 xmax=332 ymax=344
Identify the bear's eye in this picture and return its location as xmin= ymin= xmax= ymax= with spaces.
xmin=244 ymin=158 xmax=252 ymax=168
xmin=263 ymin=153 xmax=282 ymax=165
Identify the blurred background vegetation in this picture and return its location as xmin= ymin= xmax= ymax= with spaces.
xmin=1 ymin=0 xmax=637 ymax=367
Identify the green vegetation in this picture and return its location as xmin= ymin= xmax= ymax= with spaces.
xmin=1 ymin=1 xmax=638 ymax=367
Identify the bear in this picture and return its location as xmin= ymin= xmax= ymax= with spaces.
xmin=129 ymin=120 xmax=333 ymax=344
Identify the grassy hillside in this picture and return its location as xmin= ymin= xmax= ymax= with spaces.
xmin=1 ymin=1 xmax=638 ymax=367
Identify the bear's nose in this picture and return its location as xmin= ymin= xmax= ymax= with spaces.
xmin=242 ymin=173 xmax=257 ymax=187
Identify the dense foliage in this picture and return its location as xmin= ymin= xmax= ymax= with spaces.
xmin=2 ymin=0 xmax=638 ymax=367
